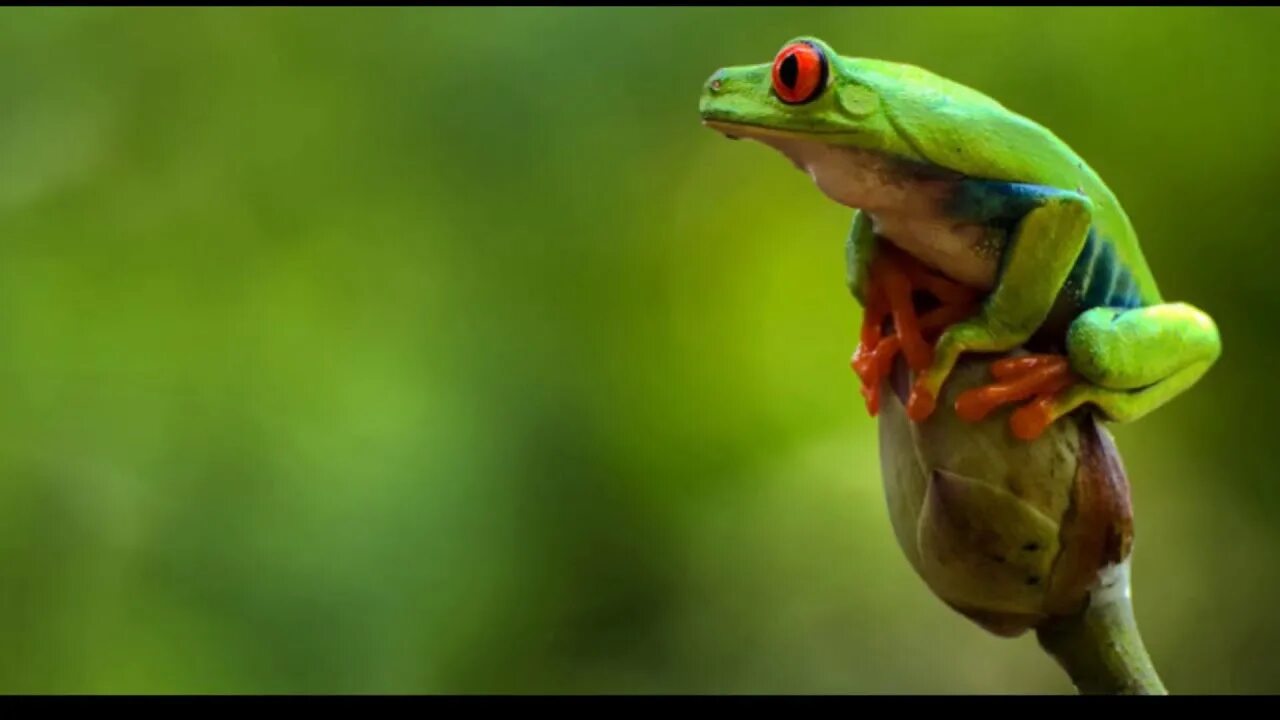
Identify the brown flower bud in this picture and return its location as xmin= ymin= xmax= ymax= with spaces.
xmin=876 ymin=352 xmax=1135 ymax=637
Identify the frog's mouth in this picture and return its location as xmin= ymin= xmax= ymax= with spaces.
xmin=703 ymin=119 xmax=844 ymax=142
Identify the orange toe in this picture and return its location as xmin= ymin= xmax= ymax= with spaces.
xmin=860 ymin=380 xmax=881 ymax=417
xmin=954 ymin=358 xmax=1071 ymax=423
xmin=954 ymin=389 xmax=993 ymax=423
xmin=906 ymin=383 xmax=936 ymax=422
xmin=1010 ymin=373 xmax=1074 ymax=440
xmin=990 ymin=354 xmax=1068 ymax=381
xmin=881 ymin=264 xmax=932 ymax=372
xmin=857 ymin=288 xmax=889 ymax=357
xmin=860 ymin=336 xmax=902 ymax=416
xmin=1010 ymin=396 xmax=1056 ymax=441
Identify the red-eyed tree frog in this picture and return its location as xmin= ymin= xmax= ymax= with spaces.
xmin=698 ymin=37 xmax=1221 ymax=441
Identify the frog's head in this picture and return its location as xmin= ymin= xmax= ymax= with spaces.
xmin=699 ymin=38 xmax=928 ymax=205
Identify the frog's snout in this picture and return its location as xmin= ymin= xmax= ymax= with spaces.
xmin=700 ymin=63 xmax=771 ymax=139
xmin=700 ymin=68 xmax=741 ymax=139
xmin=705 ymin=69 xmax=727 ymax=94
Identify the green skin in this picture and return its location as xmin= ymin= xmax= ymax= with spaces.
xmin=698 ymin=37 xmax=1221 ymax=432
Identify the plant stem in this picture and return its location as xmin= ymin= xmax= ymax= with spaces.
xmin=1035 ymin=560 xmax=1167 ymax=695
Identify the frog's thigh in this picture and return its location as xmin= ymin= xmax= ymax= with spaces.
xmin=1059 ymin=303 xmax=1221 ymax=422
xmin=845 ymin=210 xmax=879 ymax=307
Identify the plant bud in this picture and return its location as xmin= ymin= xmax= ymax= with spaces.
xmin=876 ymin=352 xmax=1135 ymax=637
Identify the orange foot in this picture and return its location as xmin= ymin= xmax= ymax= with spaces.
xmin=851 ymin=246 xmax=979 ymax=416
xmin=954 ymin=354 xmax=1077 ymax=441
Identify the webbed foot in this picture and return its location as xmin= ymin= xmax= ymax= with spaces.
xmin=954 ymin=354 xmax=1077 ymax=441
xmin=852 ymin=246 xmax=979 ymax=417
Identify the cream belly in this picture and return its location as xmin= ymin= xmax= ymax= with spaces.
xmin=708 ymin=121 xmax=1004 ymax=291
xmin=868 ymin=213 xmax=1002 ymax=291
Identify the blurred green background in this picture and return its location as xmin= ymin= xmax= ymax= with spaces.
xmin=0 ymin=6 xmax=1276 ymax=694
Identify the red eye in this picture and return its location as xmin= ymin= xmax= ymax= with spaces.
xmin=772 ymin=42 xmax=827 ymax=105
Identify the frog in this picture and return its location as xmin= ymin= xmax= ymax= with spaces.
xmin=697 ymin=37 xmax=1221 ymax=441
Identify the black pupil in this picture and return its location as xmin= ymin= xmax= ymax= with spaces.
xmin=779 ymin=53 xmax=799 ymax=90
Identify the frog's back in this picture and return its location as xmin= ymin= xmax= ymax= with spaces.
xmin=849 ymin=57 xmax=1162 ymax=304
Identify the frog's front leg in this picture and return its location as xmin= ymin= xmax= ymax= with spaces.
xmin=845 ymin=209 xmax=878 ymax=308
xmin=906 ymin=184 xmax=1093 ymax=422
xmin=848 ymin=210 xmax=897 ymax=414
xmin=849 ymin=212 xmax=981 ymax=417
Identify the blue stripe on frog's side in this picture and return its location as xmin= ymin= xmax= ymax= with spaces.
xmin=1069 ymin=229 xmax=1144 ymax=311
xmin=946 ymin=179 xmax=1145 ymax=314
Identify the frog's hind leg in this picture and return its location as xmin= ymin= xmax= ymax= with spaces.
xmin=999 ymin=303 xmax=1220 ymax=440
